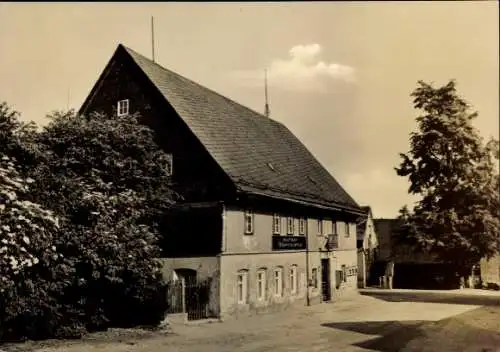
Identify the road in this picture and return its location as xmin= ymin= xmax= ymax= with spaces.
xmin=8 ymin=289 xmax=500 ymax=352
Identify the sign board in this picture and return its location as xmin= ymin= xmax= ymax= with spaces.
xmin=272 ymin=235 xmax=307 ymax=251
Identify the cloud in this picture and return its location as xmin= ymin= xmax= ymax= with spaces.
xmin=231 ymin=43 xmax=356 ymax=92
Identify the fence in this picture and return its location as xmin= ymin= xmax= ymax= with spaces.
xmin=165 ymin=278 xmax=215 ymax=321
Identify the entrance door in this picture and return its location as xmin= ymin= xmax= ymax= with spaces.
xmin=321 ymin=258 xmax=331 ymax=302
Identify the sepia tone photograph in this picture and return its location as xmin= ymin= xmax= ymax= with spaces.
xmin=0 ymin=2 xmax=499 ymax=352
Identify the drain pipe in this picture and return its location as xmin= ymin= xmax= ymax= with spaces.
xmin=305 ymin=229 xmax=310 ymax=306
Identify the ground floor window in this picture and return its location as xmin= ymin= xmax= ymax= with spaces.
xmin=290 ymin=265 xmax=298 ymax=294
xmin=274 ymin=267 xmax=283 ymax=297
xmin=257 ymin=269 xmax=267 ymax=300
xmin=237 ymin=270 xmax=248 ymax=304
xmin=311 ymin=267 xmax=318 ymax=288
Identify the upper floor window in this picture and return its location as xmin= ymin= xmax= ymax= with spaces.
xmin=298 ymin=218 xmax=307 ymax=235
xmin=332 ymin=220 xmax=337 ymax=234
xmin=244 ymin=210 xmax=254 ymax=235
xmin=237 ymin=270 xmax=248 ymax=304
xmin=117 ymin=99 xmax=129 ymax=116
xmin=165 ymin=153 xmax=173 ymax=176
xmin=317 ymin=219 xmax=323 ymax=235
xmin=273 ymin=214 xmax=281 ymax=235
xmin=345 ymin=222 xmax=350 ymax=237
xmin=287 ymin=217 xmax=295 ymax=235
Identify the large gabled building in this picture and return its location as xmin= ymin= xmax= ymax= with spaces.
xmin=79 ymin=44 xmax=364 ymax=320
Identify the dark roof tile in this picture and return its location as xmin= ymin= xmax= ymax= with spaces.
xmin=121 ymin=45 xmax=360 ymax=212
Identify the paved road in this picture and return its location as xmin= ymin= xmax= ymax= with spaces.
xmin=24 ymin=289 xmax=497 ymax=352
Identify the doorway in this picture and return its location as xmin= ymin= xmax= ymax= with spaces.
xmin=321 ymin=258 xmax=331 ymax=302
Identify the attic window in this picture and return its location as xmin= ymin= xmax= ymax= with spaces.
xmin=117 ymin=99 xmax=129 ymax=116
xmin=267 ymin=162 xmax=276 ymax=172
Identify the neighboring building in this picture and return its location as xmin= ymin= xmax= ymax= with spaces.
xmin=356 ymin=206 xmax=379 ymax=288
xmin=480 ymin=255 xmax=500 ymax=288
xmin=373 ymin=218 xmax=436 ymax=264
xmin=79 ymin=44 xmax=364 ymax=320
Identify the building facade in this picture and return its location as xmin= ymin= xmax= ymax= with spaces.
xmin=79 ymin=44 xmax=363 ymax=320
xmin=480 ymin=255 xmax=500 ymax=288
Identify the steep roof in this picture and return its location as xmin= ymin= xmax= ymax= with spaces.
xmin=84 ymin=44 xmax=361 ymax=213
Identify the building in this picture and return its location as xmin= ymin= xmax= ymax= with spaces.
xmin=356 ymin=206 xmax=379 ymax=288
xmin=480 ymin=255 xmax=500 ymax=288
xmin=373 ymin=218 xmax=436 ymax=264
xmin=373 ymin=218 xmax=461 ymax=289
xmin=79 ymin=44 xmax=364 ymax=320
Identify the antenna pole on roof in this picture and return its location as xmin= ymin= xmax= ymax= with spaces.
xmin=151 ymin=16 xmax=156 ymax=62
xmin=66 ymin=87 xmax=70 ymax=111
xmin=264 ymin=69 xmax=270 ymax=118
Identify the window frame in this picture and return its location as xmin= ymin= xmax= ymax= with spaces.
xmin=317 ymin=219 xmax=323 ymax=236
xmin=272 ymin=214 xmax=281 ymax=235
xmin=273 ymin=267 xmax=283 ymax=297
xmin=244 ymin=210 xmax=254 ymax=235
xmin=332 ymin=220 xmax=337 ymax=234
xmin=290 ymin=265 xmax=298 ymax=295
xmin=117 ymin=99 xmax=129 ymax=116
xmin=286 ymin=217 xmax=295 ymax=235
xmin=345 ymin=222 xmax=350 ymax=237
xmin=341 ymin=265 xmax=347 ymax=282
xmin=237 ymin=270 xmax=248 ymax=304
xmin=257 ymin=269 xmax=267 ymax=301
xmin=311 ymin=267 xmax=318 ymax=289
xmin=299 ymin=218 xmax=307 ymax=236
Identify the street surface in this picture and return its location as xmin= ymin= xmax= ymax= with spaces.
xmin=8 ymin=289 xmax=500 ymax=352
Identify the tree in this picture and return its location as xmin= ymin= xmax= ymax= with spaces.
xmin=27 ymin=110 xmax=177 ymax=331
xmin=395 ymin=79 xmax=500 ymax=279
xmin=0 ymin=102 xmax=40 ymax=172
xmin=0 ymin=153 xmax=67 ymax=340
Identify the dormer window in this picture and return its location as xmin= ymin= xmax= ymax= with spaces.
xmin=117 ymin=99 xmax=129 ymax=116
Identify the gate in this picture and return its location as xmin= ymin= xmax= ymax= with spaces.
xmin=165 ymin=278 xmax=213 ymax=321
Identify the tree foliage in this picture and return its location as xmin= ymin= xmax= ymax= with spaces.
xmin=0 ymin=104 xmax=175 ymax=340
xmin=396 ymin=80 xmax=500 ymax=273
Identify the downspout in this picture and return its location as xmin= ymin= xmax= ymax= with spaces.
xmin=305 ymin=228 xmax=310 ymax=306
xmin=218 ymin=202 xmax=226 ymax=320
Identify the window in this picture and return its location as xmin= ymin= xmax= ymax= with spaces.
xmin=290 ymin=265 xmax=298 ymax=294
xmin=165 ymin=153 xmax=173 ymax=176
xmin=311 ymin=268 xmax=318 ymax=289
xmin=287 ymin=217 xmax=295 ymax=235
xmin=273 ymin=214 xmax=281 ymax=235
xmin=345 ymin=222 xmax=350 ymax=237
xmin=341 ymin=265 xmax=347 ymax=282
xmin=273 ymin=267 xmax=283 ymax=297
xmin=257 ymin=269 xmax=267 ymax=300
xmin=299 ymin=218 xmax=307 ymax=235
xmin=317 ymin=219 xmax=323 ymax=235
xmin=332 ymin=220 xmax=337 ymax=234
xmin=244 ymin=210 xmax=254 ymax=235
xmin=237 ymin=270 xmax=248 ymax=304
xmin=117 ymin=99 xmax=129 ymax=116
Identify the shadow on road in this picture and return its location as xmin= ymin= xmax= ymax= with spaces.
xmin=359 ymin=290 xmax=500 ymax=306
xmin=322 ymin=306 xmax=500 ymax=352
xmin=321 ymin=320 xmax=426 ymax=352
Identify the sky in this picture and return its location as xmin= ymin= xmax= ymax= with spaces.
xmin=0 ymin=2 xmax=498 ymax=218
